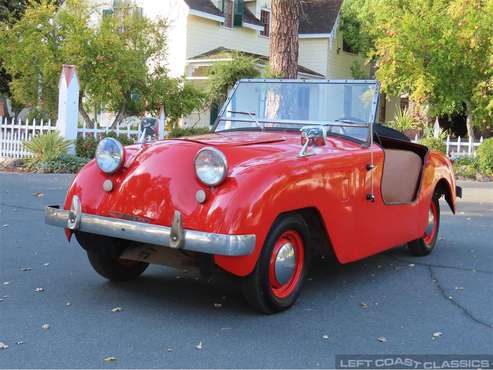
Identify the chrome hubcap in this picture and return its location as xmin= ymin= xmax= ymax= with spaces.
xmin=425 ymin=208 xmax=435 ymax=236
xmin=274 ymin=242 xmax=297 ymax=285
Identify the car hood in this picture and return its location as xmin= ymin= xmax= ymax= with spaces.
xmin=172 ymin=131 xmax=288 ymax=146
xmin=67 ymin=130 xmax=366 ymax=234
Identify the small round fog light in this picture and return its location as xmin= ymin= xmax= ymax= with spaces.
xmin=103 ymin=179 xmax=114 ymax=192
xmin=196 ymin=189 xmax=207 ymax=204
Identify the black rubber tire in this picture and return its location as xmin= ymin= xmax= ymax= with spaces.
xmin=408 ymin=196 xmax=440 ymax=256
xmin=242 ymin=214 xmax=311 ymax=314
xmin=76 ymin=232 xmax=148 ymax=282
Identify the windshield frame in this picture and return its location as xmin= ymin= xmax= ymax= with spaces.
xmin=212 ymin=79 xmax=381 ymax=146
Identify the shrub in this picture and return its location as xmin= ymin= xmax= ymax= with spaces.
xmin=390 ymin=108 xmax=420 ymax=132
xmin=476 ymin=138 xmax=493 ymax=176
xmin=418 ymin=137 xmax=446 ymax=154
xmin=76 ymin=132 xmax=136 ymax=158
xmin=24 ymin=132 xmax=71 ymax=167
xmin=168 ymin=127 xmax=210 ymax=138
xmin=453 ymin=156 xmax=479 ymax=180
xmin=35 ymin=154 xmax=90 ymax=174
xmin=75 ymin=136 xmax=98 ymax=159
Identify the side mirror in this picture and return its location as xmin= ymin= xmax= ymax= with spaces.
xmin=299 ymin=126 xmax=327 ymax=157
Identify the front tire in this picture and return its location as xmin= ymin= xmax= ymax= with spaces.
xmin=242 ymin=214 xmax=311 ymax=314
xmin=408 ymin=196 xmax=440 ymax=256
xmin=76 ymin=232 xmax=148 ymax=282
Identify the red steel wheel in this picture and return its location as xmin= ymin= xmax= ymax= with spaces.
xmin=268 ymin=230 xmax=304 ymax=299
xmin=242 ymin=214 xmax=311 ymax=314
xmin=408 ymin=196 xmax=440 ymax=256
xmin=423 ymin=199 xmax=438 ymax=246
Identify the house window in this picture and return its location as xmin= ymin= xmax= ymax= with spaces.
xmin=260 ymin=9 xmax=270 ymax=37
xmin=223 ymin=0 xmax=234 ymax=28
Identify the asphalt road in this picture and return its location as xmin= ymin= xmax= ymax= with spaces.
xmin=0 ymin=173 xmax=492 ymax=368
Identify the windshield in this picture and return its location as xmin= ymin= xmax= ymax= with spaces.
xmin=215 ymin=80 xmax=379 ymax=142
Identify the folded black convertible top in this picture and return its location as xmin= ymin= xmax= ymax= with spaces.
xmin=374 ymin=123 xmax=410 ymax=142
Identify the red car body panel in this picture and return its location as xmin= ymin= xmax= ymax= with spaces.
xmin=63 ymin=131 xmax=457 ymax=277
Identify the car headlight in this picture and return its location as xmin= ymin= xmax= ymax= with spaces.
xmin=95 ymin=138 xmax=124 ymax=174
xmin=194 ymin=147 xmax=228 ymax=186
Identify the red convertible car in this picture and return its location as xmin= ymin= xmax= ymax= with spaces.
xmin=45 ymin=80 xmax=461 ymax=313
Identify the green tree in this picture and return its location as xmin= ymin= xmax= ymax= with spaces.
xmin=0 ymin=0 xmax=168 ymax=127
xmin=206 ymin=52 xmax=260 ymax=106
xmin=146 ymin=72 xmax=205 ymax=128
xmin=341 ymin=0 xmax=493 ymax=138
xmin=0 ymin=0 xmax=52 ymax=96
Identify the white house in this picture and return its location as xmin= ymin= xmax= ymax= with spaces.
xmin=81 ymin=0 xmax=401 ymax=126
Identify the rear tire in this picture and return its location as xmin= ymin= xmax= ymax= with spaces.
xmin=242 ymin=214 xmax=311 ymax=314
xmin=408 ymin=196 xmax=440 ymax=256
xmin=76 ymin=232 xmax=148 ymax=282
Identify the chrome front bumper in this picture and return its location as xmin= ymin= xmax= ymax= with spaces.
xmin=44 ymin=198 xmax=256 ymax=257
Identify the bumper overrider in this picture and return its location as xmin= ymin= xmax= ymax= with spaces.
xmin=44 ymin=195 xmax=256 ymax=257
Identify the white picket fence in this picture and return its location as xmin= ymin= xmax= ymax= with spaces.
xmin=413 ymin=134 xmax=484 ymax=158
xmin=0 ymin=116 xmax=144 ymax=158
xmin=0 ymin=117 xmax=57 ymax=158
xmin=0 ymin=116 xmax=488 ymax=160
xmin=78 ymin=119 xmax=141 ymax=140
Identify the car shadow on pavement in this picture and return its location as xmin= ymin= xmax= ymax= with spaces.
xmin=86 ymin=246 xmax=412 ymax=316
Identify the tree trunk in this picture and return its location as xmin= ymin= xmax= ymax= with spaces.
xmin=78 ymin=93 xmax=95 ymax=128
xmin=110 ymin=106 xmax=126 ymax=129
xmin=270 ymin=0 xmax=302 ymax=79
xmin=465 ymin=101 xmax=475 ymax=140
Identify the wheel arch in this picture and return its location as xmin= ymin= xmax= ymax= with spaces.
xmin=277 ymin=207 xmax=339 ymax=261
xmin=434 ymin=177 xmax=455 ymax=214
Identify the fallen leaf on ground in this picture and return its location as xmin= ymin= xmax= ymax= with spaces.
xmin=34 ymin=288 xmax=45 ymax=292
xmin=41 ymin=324 xmax=50 ymax=330
xmin=213 ymin=303 xmax=222 ymax=308
xmin=195 ymin=341 xmax=203 ymax=350
xmin=432 ymin=331 xmax=443 ymax=339
xmin=33 ymin=192 xmax=44 ymax=197
xmin=0 ymin=342 xmax=8 ymax=350
xmin=111 ymin=307 xmax=123 ymax=313
xmin=360 ymin=302 xmax=369 ymax=309
xmin=20 ymin=267 xmax=32 ymax=272
xmin=377 ymin=336 xmax=387 ymax=342
xmin=104 ymin=357 xmax=117 ymax=362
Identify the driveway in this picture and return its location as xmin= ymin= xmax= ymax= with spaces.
xmin=0 ymin=173 xmax=492 ymax=368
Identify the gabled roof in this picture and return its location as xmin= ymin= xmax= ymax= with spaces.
xmin=183 ymin=0 xmax=223 ymax=17
xmin=299 ymin=0 xmax=343 ymax=35
xmin=243 ymin=7 xmax=263 ymax=27
xmin=188 ymin=47 xmax=325 ymax=78
xmin=185 ymin=0 xmax=343 ymax=36
xmin=184 ymin=0 xmax=263 ymax=27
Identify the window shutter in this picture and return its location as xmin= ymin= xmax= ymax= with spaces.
xmin=102 ymin=8 xmax=114 ymax=17
xmin=234 ymin=0 xmax=244 ymax=27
